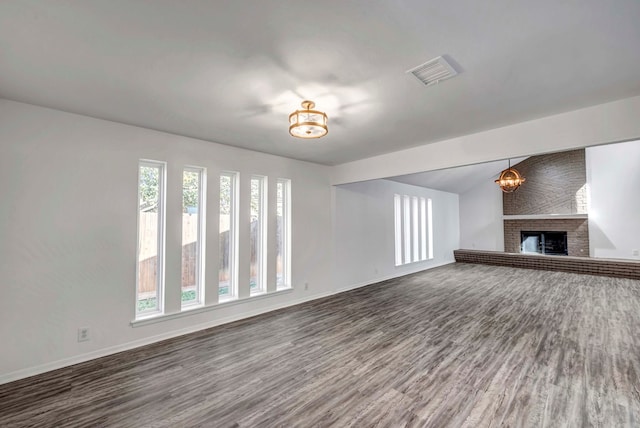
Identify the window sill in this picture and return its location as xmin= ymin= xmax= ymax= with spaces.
xmin=395 ymin=257 xmax=434 ymax=267
xmin=131 ymin=288 xmax=293 ymax=327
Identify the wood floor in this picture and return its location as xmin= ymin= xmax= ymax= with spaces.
xmin=2 ymin=263 xmax=640 ymax=427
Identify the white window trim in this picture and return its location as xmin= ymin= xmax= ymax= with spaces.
xmin=420 ymin=197 xmax=427 ymax=261
xmin=250 ymin=175 xmax=267 ymax=295
xmin=427 ymin=198 xmax=434 ymax=259
xmin=219 ymin=171 xmax=239 ymax=300
xmin=411 ymin=196 xmax=419 ymax=262
xmin=132 ymin=288 xmax=293 ymax=327
xmin=394 ymin=194 xmax=403 ymax=266
xmin=276 ymin=178 xmax=292 ymax=290
xmin=402 ymin=195 xmax=411 ymax=264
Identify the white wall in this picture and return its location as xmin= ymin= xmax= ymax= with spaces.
xmin=0 ymin=99 xmax=334 ymax=383
xmin=332 ymin=95 xmax=640 ymax=185
xmin=459 ymin=179 xmax=504 ymax=251
xmin=586 ymin=140 xmax=640 ymax=260
xmin=334 ymin=179 xmax=459 ymax=289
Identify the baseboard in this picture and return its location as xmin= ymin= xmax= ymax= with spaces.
xmin=336 ymin=259 xmax=455 ymax=293
xmin=0 ymin=290 xmax=337 ymax=386
xmin=0 ymin=260 xmax=453 ymax=386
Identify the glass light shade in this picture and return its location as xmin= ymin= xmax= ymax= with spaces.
xmin=289 ymin=100 xmax=328 ymax=139
xmin=495 ymin=167 xmax=526 ymax=193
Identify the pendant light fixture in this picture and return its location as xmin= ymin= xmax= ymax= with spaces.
xmin=289 ymin=100 xmax=328 ymax=139
xmin=495 ymin=159 xmax=526 ymax=193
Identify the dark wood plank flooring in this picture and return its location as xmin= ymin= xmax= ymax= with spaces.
xmin=2 ymin=263 xmax=640 ymax=427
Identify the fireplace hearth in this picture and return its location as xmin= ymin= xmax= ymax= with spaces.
xmin=521 ymin=231 xmax=568 ymax=256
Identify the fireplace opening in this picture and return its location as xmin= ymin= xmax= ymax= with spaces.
xmin=520 ymin=231 xmax=568 ymax=256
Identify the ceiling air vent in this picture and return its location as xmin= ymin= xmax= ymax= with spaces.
xmin=407 ymin=56 xmax=458 ymax=87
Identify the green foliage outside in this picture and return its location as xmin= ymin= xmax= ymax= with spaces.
xmin=139 ymin=166 xmax=160 ymax=212
xmin=137 ymin=290 xmax=198 ymax=312
xmin=137 ymin=283 xmax=259 ymax=312
xmin=139 ymin=167 xmax=207 ymax=213
xmin=182 ymin=171 xmax=200 ymax=210
xmin=139 ymin=168 xmax=263 ymax=215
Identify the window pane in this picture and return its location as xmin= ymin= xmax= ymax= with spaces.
xmin=394 ymin=194 xmax=402 ymax=266
xmin=137 ymin=162 xmax=165 ymax=315
xmin=420 ymin=197 xmax=427 ymax=261
xmin=250 ymin=176 xmax=266 ymax=294
xmin=403 ymin=195 xmax=411 ymax=264
xmin=276 ymin=179 xmax=290 ymax=289
xmin=412 ymin=196 xmax=419 ymax=262
xmin=219 ymin=173 xmax=237 ymax=298
xmin=182 ymin=168 xmax=204 ymax=308
xmin=428 ymin=198 xmax=434 ymax=259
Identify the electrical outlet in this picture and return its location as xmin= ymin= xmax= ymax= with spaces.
xmin=633 ymin=249 xmax=639 ymax=257
xmin=78 ymin=327 xmax=90 ymax=342
xmin=304 ymin=281 xmax=309 ymax=290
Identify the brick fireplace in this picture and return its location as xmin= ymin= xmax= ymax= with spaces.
xmin=502 ymin=149 xmax=589 ymax=257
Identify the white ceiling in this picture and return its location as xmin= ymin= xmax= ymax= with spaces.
xmin=1 ymin=1 xmax=639 ymax=165
xmin=387 ymin=157 xmax=528 ymax=194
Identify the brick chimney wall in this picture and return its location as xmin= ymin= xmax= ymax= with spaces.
xmin=502 ymin=149 xmax=589 ymax=257
xmin=503 ymin=149 xmax=587 ymax=215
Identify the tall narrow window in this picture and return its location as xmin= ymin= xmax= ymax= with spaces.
xmin=428 ymin=198 xmax=434 ymax=259
xmin=394 ymin=194 xmax=402 ymax=266
xmin=276 ymin=179 xmax=291 ymax=289
xmin=412 ymin=196 xmax=419 ymax=262
xmin=181 ymin=167 xmax=205 ymax=308
xmin=250 ymin=176 xmax=266 ymax=295
xmin=420 ymin=197 xmax=427 ymax=261
xmin=403 ymin=195 xmax=411 ymax=264
xmin=219 ymin=172 xmax=238 ymax=300
xmin=137 ymin=161 xmax=166 ymax=317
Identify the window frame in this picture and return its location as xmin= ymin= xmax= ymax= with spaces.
xmin=219 ymin=171 xmax=239 ymax=301
xmin=276 ymin=178 xmax=291 ymax=290
xmin=394 ymin=194 xmax=403 ymax=266
xmin=181 ymin=166 xmax=206 ymax=309
xmin=250 ymin=175 xmax=267 ymax=295
xmin=136 ymin=160 xmax=167 ymax=318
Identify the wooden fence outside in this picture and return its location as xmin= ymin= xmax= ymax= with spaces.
xmin=137 ymin=214 xmax=284 ymax=293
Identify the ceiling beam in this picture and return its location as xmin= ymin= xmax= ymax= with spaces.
xmin=332 ymin=95 xmax=640 ymax=185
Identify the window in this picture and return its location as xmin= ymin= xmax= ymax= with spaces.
xmin=427 ymin=198 xmax=433 ymax=260
xmin=181 ymin=167 xmax=205 ymax=308
xmin=420 ymin=197 xmax=427 ymax=260
xmin=412 ymin=197 xmax=419 ymax=262
xmin=394 ymin=193 xmax=432 ymax=265
xmin=276 ymin=179 xmax=291 ymax=289
xmin=403 ymin=195 xmax=411 ymax=264
xmin=219 ymin=172 xmax=238 ymax=300
xmin=137 ymin=161 xmax=166 ymax=316
xmin=394 ymin=194 xmax=402 ymax=266
xmin=135 ymin=164 xmax=291 ymax=321
xmin=250 ymin=176 xmax=266 ymax=295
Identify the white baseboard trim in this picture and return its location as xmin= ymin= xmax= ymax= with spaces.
xmin=0 ymin=261 xmax=454 ymax=386
xmin=336 ymin=259 xmax=454 ymax=293
xmin=0 ymin=289 xmax=336 ymax=386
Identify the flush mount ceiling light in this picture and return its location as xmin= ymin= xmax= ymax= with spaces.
xmin=495 ymin=159 xmax=526 ymax=193
xmin=289 ymin=100 xmax=328 ymax=139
